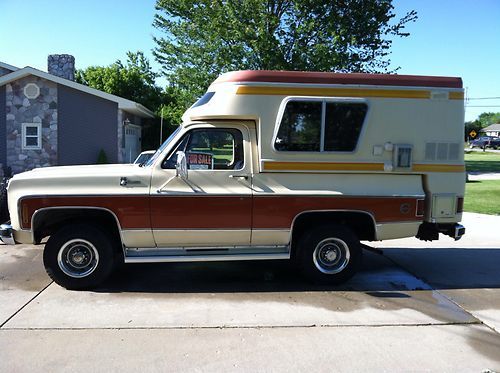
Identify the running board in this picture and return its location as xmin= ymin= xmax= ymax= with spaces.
xmin=124 ymin=246 xmax=290 ymax=264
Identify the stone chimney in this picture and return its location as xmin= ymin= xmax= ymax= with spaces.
xmin=47 ymin=54 xmax=75 ymax=81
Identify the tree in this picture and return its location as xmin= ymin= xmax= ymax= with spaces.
xmin=153 ymin=0 xmax=417 ymax=108
xmin=464 ymin=112 xmax=500 ymax=141
xmin=477 ymin=112 xmax=500 ymax=128
xmin=76 ymin=51 xmax=166 ymax=112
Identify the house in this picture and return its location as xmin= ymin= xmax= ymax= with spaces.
xmin=482 ymin=123 xmax=500 ymax=137
xmin=0 ymin=55 xmax=154 ymax=176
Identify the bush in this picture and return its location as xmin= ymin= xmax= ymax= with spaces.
xmin=97 ymin=149 xmax=108 ymax=164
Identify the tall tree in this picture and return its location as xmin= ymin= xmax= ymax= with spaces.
xmin=153 ymin=0 xmax=417 ymax=108
xmin=477 ymin=112 xmax=500 ymax=128
xmin=76 ymin=51 xmax=166 ymax=113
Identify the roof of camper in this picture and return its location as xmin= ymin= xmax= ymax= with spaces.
xmin=214 ymin=70 xmax=463 ymax=89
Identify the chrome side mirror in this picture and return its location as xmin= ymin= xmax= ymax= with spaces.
xmin=175 ymin=151 xmax=188 ymax=180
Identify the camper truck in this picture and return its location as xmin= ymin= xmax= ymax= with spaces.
xmin=0 ymin=70 xmax=466 ymax=289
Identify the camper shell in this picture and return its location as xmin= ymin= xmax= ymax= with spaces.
xmin=1 ymin=70 xmax=466 ymax=289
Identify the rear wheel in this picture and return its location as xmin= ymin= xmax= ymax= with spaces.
xmin=43 ymin=224 xmax=115 ymax=290
xmin=297 ymin=224 xmax=362 ymax=284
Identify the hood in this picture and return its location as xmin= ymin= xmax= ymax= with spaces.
xmin=12 ymin=163 xmax=141 ymax=181
xmin=8 ymin=163 xmax=152 ymax=197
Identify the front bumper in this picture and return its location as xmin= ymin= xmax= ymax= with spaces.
xmin=0 ymin=224 xmax=15 ymax=245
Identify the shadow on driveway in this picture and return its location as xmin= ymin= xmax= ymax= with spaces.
xmin=98 ymin=248 xmax=500 ymax=294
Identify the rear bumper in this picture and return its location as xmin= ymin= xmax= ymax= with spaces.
xmin=449 ymin=223 xmax=466 ymax=240
xmin=416 ymin=222 xmax=466 ymax=241
xmin=0 ymin=224 xmax=15 ymax=245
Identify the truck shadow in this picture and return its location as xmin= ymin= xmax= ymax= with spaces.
xmin=100 ymin=248 xmax=500 ymax=293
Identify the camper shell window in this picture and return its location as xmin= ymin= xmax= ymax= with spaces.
xmin=274 ymin=99 xmax=368 ymax=152
xmin=191 ymin=92 xmax=215 ymax=109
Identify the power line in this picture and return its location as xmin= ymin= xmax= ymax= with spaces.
xmin=466 ymin=96 xmax=500 ymax=100
xmin=465 ymin=105 xmax=500 ymax=108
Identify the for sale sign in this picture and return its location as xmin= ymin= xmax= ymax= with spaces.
xmin=187 ymin=151 xmax=214 ymax=170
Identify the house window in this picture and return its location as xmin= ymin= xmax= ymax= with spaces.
xmin=22 ymin=123 xmax=42 ymax=150
xmin=274 ymin=99 xmax=368 ymax=152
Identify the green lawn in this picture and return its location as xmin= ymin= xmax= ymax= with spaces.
xmin=464 ymin=151 xmax=500 ymax=173
xmin=464 ymin=180 xmax=500 ymax=215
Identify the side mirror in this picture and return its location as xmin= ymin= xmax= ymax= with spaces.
xmin=175 ymin=151 xmax=188 ymax=180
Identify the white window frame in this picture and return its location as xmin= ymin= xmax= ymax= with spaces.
xmin=272 ymin=97 xmax=369 ymax=154
xmin=22 ymin=123 xmax=42 ymax=150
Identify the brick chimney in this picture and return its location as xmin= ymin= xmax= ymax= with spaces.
xmin=47 ymin=54 xmax=75 ymax=81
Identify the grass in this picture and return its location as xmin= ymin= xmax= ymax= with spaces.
xmin=464 ymin=180 xmax=500 ymax=215
xmin=464 ymin=151 xmax=500 ymax=173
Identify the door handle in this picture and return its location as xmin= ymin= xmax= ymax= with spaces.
xmin=229 ymin=174 xmax=249 ymax=180
xmin=120 ymin=177 xmax=141 ymax=187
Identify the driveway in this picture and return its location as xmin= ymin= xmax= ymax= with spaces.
xmin=1 ymin=212 xmax=499 ymax=372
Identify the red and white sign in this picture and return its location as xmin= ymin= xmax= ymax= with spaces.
xmin=187 ymin=152 xmax=213 ymax=170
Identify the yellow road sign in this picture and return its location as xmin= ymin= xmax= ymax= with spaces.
xmin=469 ymin=130 xmax=477 ymax=138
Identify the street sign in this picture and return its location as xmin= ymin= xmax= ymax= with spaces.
xmin=469 ymin=130 xmax=477 ymax=138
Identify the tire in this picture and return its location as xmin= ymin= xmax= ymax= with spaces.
xmin=297 ymin=224 xmax=362 ymax=285
xmin=43 ymin=224 xmax=116 ymax=290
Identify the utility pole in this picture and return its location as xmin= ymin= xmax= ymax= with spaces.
xmin=159 ymin=106 xmax=164 ymax=146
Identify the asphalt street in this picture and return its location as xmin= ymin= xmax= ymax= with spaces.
xmin=1 ymin=212 xmax=499 ymax=372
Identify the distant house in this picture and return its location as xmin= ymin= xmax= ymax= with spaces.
xmin=0 ymin=55 xmax=154 ymax=176
xmin=482 ymin=123 xmax=500 ymax=137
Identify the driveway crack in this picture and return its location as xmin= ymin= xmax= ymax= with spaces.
xmin=0 ymin=281 xmax=53 ymax=329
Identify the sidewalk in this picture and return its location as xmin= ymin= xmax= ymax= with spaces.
xmin=467 ymin=172 xmax=500 ymax=181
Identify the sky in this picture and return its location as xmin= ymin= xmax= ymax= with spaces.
xmin=1 ymin=0 xmax=499 ymax=121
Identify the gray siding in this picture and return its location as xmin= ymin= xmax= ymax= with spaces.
xmin=0 ymin=86 xmax=5 ymax=169
xmin=58 ymin=85 xmax=118 ymax=165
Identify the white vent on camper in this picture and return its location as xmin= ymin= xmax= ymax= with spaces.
xmin=430 ymin=91 xmax=449 ymax=100
xmin=23 ymin=83 xmax=40 ymax=99
xmin=393 ymin=144 xmax=413 ymax=169
xmin=425 ymin=142 xmax=460 ymax=161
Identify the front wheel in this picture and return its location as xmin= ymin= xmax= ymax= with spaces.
xmin=297 ymin=224 xmax=362 ymax=285
xmin=43 ymin=224 xmax=116 ymax=290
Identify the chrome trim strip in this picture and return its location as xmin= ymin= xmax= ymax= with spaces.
xmin=150 ymin=228 xmax=251 ymax=232
xmin=253 ymin=194 xmax=426 ymax=199
xmin=128 ymin=245 xmax=288 ymax=252
xmin=124 ymin=252 xmax=290 ymax=263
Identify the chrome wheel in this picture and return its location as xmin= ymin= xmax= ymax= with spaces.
xmin=312 ymin=237 xmax=350 ymax=274
xmin=57 ymin=239 xmax=99 ymax=278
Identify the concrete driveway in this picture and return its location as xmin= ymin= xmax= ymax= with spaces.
xmin=1 ymin=212 xmax=499 ymax=372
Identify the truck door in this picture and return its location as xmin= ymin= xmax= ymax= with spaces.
xmin=149 ymin=124 xmax=253 ymax=247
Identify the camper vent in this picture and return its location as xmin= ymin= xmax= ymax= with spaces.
xmin=425 ymin=142 xmax=460 ymax=161
xmin=394 ymin=144 xmax=413 ymax=169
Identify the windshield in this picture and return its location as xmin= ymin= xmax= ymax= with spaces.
xmin=144 ymin=126 xmax=182 ymax=167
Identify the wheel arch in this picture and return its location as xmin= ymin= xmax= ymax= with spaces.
xmin=31 ymin=207 xmax=124 ymax=251
xmin=290 ymin=210 xmax=377 ymax=256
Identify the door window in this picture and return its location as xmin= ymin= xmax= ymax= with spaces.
xmin=162 ymin=128 xmax=244 ymax=170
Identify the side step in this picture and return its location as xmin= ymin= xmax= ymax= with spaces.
xmin=124 ymin=246 xmax=290 ymax=264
